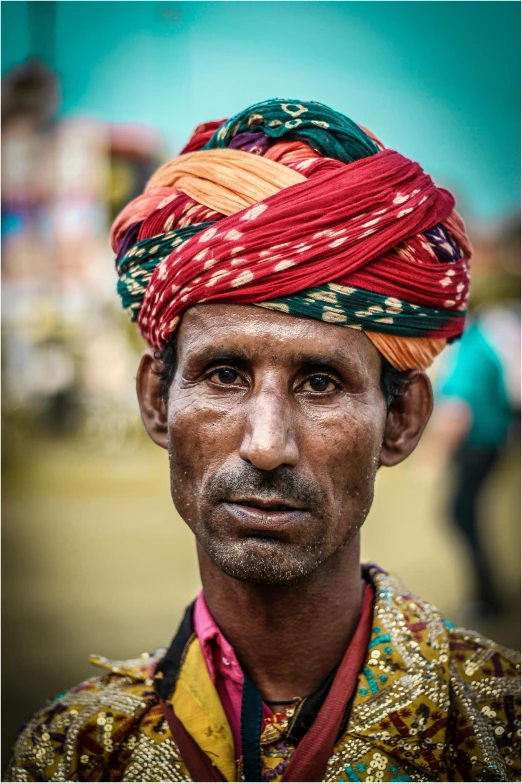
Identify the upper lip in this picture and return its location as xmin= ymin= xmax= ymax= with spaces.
xmin=226 ymin=496 xmax=306 ymax=511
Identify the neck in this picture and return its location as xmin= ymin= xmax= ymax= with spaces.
xmin=197 ymin=538 xmax=363 ymax=703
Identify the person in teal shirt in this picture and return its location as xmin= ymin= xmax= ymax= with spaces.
xmin=435 ymin=304 xmax=520 ymax=615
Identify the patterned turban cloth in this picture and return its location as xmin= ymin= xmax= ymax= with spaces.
xmin=111 ymin=99 xmax=472 ymax=371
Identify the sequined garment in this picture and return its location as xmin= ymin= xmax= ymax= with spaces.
xmin=5 ymin=566 xmax=520 ymax=782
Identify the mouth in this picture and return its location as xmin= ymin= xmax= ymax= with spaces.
xmin=230 ymin=497 xmax=304 ymax=512
xmin=222 ymin=497 xmax=309 ymax=532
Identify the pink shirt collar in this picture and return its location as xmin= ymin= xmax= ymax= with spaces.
xmin=194 ymin=590 xmax=243 ymax=684
xmin=193 ymin=590 xmax=272 ymax=759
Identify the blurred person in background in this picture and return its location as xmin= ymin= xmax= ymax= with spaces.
xmin=2 ymin=59 xmax=163 ymax=450
xmin=6 ymin=99 xmax=520 ymax=783
xmin=430 ymin=300 xmax=520 ymax=619
xmin=2 ymin=58 xmax=106 ymax=441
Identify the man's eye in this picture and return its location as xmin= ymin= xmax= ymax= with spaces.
xmin=301 ymin=375 xmax=337 ymax=393
xmin=209 ymin=368 xmax=243 ymax=386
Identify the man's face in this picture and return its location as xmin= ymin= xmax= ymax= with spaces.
xmin=163 ymin=303 xmax=388 ymax=585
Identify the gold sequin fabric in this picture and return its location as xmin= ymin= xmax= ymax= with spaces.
xmin=5 ymin=565 xmax=520 ymax=782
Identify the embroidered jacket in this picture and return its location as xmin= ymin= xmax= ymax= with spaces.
xmin=5 ymin=565 xmax=521 ymax=782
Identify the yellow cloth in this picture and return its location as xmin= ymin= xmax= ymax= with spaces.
xmin=171 ymin=632 xmax=236 ymax=782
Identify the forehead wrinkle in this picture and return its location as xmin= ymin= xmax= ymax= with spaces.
xmin=178 ymin=304 xmax=380 ymax=374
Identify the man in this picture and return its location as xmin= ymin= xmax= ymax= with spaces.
xmin=6 ymin=99 xmax=520 ymax=783
xmin=429 ymin=303 xmax=520 ymax=622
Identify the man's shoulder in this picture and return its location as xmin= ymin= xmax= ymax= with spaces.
xmin=369 ymin=563 xmax=520 ymax=684
xmin=446 ymin=623 xmax=520 ymax=728
xmin=342 ymin=565 xmax=521 ymax=781
xmin=445 ymin=626 xmax=520 ymax=779
xmin=5 ymin=651 xmax=166 ymax=783
xmin=447 ymin=623 xmax=520 ymax=682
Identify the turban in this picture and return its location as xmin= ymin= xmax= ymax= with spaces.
xmin=112 ymin=99 xmax=472 ymax=371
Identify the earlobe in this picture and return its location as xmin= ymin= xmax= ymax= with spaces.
xmin=136 ymin=351 xmax=169 ymax=449
xmin=379 ymin=372 xmax=433 ymax=467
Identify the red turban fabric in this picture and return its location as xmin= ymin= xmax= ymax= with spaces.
xmin=113 ymin=99 xmax=471 ymax=371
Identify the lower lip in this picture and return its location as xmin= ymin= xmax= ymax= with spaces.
xmin=222 ymin=502 xmax=309 ymax=531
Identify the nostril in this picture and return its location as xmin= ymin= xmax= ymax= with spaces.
xmin=241 ymin=443 xmax=296 ymax=472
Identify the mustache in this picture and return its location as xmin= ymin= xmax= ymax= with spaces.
xmin=205 ymin=464 xmax=326 ymax=513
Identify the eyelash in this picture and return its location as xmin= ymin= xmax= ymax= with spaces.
xmin=205 ymin=366 xmax=247 ymax=386
xmin=301 ymin=374 xmax=342 ymax=394
xmin=205 ymin=366 xmax=342 ymax=394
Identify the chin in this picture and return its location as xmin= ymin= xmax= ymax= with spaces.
xmin=199 ymin=534 xmax=326 ymax=585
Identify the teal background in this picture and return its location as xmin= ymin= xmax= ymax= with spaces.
xmin=2 ymin=0 xmax=520 ymax=222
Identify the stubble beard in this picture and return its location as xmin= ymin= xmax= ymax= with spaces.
xmin=195 ymin=525 xmax=329 ymax=585
xmin=168 ymin=441 xmax=380 ymax=586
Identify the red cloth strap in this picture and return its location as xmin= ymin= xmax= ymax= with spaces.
xmin=180 ymin=120 xmax=228 ymax=155
xmin=159 ymin=698 xmax=225 ymax=782
xmin=281 ymin=582 xmax=374 ymax=781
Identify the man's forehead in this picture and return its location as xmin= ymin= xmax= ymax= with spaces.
xmin=177 ymin=303 xmax=381 ymax=368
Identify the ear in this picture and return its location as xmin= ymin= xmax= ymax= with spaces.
xmin=136 ymin=351 xmax=169 ymax=449
xmin=379 ymin=371 xmax=433 ymax=467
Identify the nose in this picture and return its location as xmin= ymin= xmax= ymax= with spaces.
xmin=239 ymin=389 xmax=299 ymax=471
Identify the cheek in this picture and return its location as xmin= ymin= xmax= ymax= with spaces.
xmin=306 ymin=401 xmax=385 ymax=514
xmin=167 ymin=391 xmax=242 ymax=508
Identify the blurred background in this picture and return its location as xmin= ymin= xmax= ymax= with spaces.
xmin=2 ymin=0 xmax=520 ymax=760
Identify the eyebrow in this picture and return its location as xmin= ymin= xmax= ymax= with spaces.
xmin=186 ymin=344 xmax=357 ymax=372
xmin=292 ymin=351 xmax=350 ymax=368
xmin=185 ymin=345 xmax=252 ymax=365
